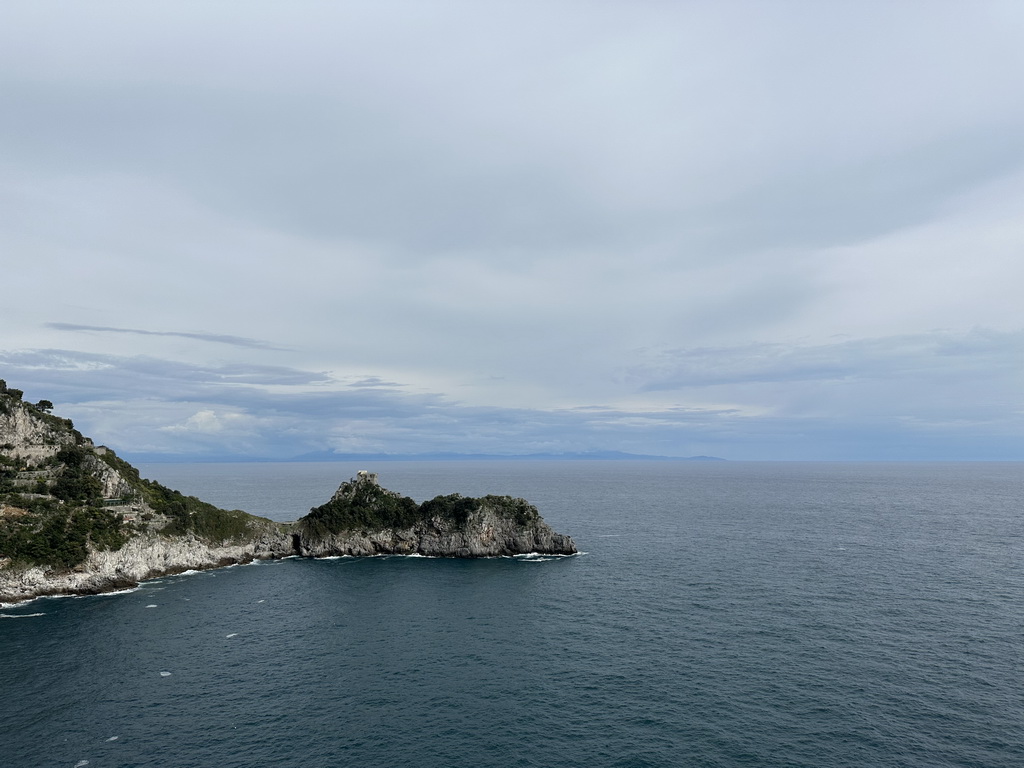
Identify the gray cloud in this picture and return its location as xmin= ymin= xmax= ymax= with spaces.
xmin=346 ymin=377 xmax=407 ymax=390
xmin=3 ymin=331 xmax=1022 ymax=461
xmin=5 ymin=4 xmax=1022 ymax=260
xmin=47 ymin=323 xmax=284 ymax=350
xmin=0 ymin=350 xmax=333 ymax=400
xmin=629 ymin=329 xmax=1024 ymax=389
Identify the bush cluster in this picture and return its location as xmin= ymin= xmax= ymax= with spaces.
xmin=301 ymin=485 xmax=540 ymax=535
xmin=418 ymin=494 xmax=479 ymax=525
xmin=0 ymin=439 xmax=134 ymax=569
xmin=302 ymin=483 xmax=420 ymax=537
xmin=0 ymin=456 xmax=18 ymax=494
xmin=48 ymin=447 xmax=103 ymax=504
xmin=141 ymin=479 xmax=254 ymax=544
xmin=480 ymin=495 xmax=539 ymax=525
xmin=0 ymin=499 xmax=129 ymax=569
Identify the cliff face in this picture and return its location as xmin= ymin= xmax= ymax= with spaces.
xmin=296 ymin=508 xmax=577 ymax=558
xmin=0 ymin=398 xmax=79 ymax=464
xmin=0 ymin=526 xmax=294 ymax=604
xmin=0 ymin=384 xmax=294 ymax=603
xmin=1 ymin=387 xmax=141 ymax=509
xmin=295 ymin=472 xmax=577 ymax=557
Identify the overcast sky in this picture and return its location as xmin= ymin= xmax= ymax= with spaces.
xmin=3 ymin=1 xmax=1024 ymax=460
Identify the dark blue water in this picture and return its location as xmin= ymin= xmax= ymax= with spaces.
xmin=3 ymin=461 xmax=1023 ymax=767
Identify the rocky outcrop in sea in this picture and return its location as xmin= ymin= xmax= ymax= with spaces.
xmin=294 ymin=471 xmax=577 ymax=558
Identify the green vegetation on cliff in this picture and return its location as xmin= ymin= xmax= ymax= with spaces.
xmin=141 ymin=479 xmax=259 ymax=543
xmin=49 ymin=446 xmax=104 ymax=504
xmin=0 ymin=454 xmax=17 ymax=494
xmin=418 ymin=493 xmax=538 ymax=526
xmin=301 ymin=480 xmax=420 ymax=537
xmin=0 ymin=499 xmax=129 ymax=569
xmin=0 ymin=438 xmax=130 ymax=568
xmin=300 ymin=476 xmax=542 ymax=537
xmin=417 ymin=493 xmax=479 ymax=526
xmin=0 ymin=385 xmax=276 ymax=570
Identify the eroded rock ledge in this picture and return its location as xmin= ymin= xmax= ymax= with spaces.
xmin=0 ymin=526 xmax=295 ymax=604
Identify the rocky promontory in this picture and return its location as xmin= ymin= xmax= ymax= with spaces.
xmin=0 ymin=382 xmax=576 ymax=604
xmin=295 ymin=471 xmax=577 ymax=558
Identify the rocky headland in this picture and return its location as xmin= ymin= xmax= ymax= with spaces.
xmin=0 ymin=382 xmax=576 ymax=604
xmin=295 ymin=471 xmax=576 ymax=558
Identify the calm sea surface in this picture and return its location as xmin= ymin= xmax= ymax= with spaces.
xmin=2 ymin=461 xmax=1023 ymax=768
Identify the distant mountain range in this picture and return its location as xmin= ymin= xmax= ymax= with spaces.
xmin=287 ymin=450 xmax=727 ymax=463
xmin=124 ymin=450 xmax=727 ymax=464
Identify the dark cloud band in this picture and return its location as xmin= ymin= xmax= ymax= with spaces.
xmin=47 ymin=323 xmax=285 ymax=351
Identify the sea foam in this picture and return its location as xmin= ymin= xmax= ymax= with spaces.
xmin=96 ymin=587 xmax=141 ymax=597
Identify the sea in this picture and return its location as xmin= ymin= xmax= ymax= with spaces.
xmin=2 ymin=460 xmax=1023 ymax=768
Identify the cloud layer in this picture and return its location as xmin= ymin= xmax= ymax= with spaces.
xmin=2 ymin=2 xmax=1023 ymax=459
